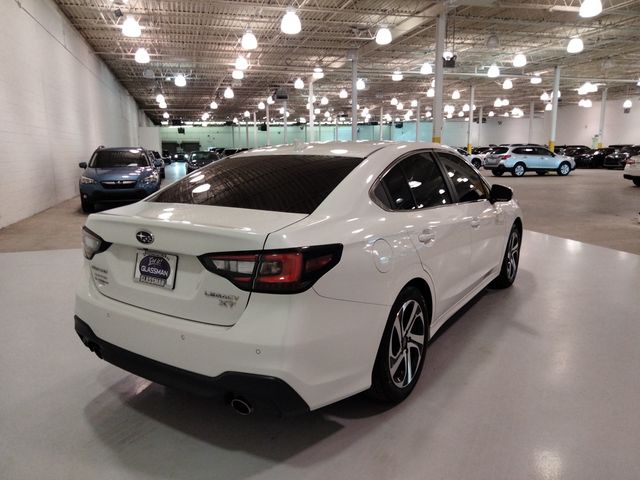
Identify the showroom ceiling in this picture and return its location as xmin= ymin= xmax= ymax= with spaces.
xmin=54 ymin=0 xmax=640 ymax=124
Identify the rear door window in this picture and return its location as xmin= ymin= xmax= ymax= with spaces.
xmin=151 ymin=154 xmax=362 ymax=214
xmin=436 ymin=153 xmax=490 ymax=203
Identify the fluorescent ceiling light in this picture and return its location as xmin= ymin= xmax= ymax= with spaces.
xmin=232 ymin=69 xmax=244 ymax=80
xmin=452 ymin=90 xmax=461 ymax=99
xmin=545 ymin=103 xmax=552 ymax=111
xmin=390 ymin=97 xmax=398 ymax=106
xmin=540 ymin=91 xmax=550 ymax=101
xmin=210 ymin=101 xmax=218 ymax=109
xmin=488 ymin=111 xmax=495 ymax=117
xmin=244 ymin=111 xmax=250 ymax=118
xmin=356 ymin=78 xmax=365 ymax=90
xmin=320 ymin=96 xmax=329 ymax=105
xmin=294 ymin=78 xmax=304 ymax=89
xmin=258 ymin=101 xmax=265 ymax=110
xmin=623 ymin=99 xmax=632 ymax=109
xmin=501 ymin=98 xmax=510 ymax=106
xmin=426 ymin=88 xmax=435 ymax=98
xmin=224 ymin=87 xmax=234 ymax=99
xmin=503 ymin=79 xmax=513 ymax=89
xmin=530 ymin=75 xmax=542 ymax=84
xmin=391 ymin=70 xmax=403 ymax=81
xmin=235 ymin=55 xmax=249 ymax=70
xmin=267 ymin=96 xmax=274 ymax=104
xmin=462 ymin=104 xmax=470 ymax=112
xmin=313 ymin=67 xmax=324 ymax=80
xmin=162 ymin=112 xmax=169 ymax=119
xmin=339 ymin=89 xmax=348 ymax=99
xmin=494 ymin=98 xmax=502 ymax=107
xmin=155 ymin=93 xmax=165 ymax=103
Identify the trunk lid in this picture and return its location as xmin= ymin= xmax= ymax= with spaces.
xmin=85 ymin=202 xmax=307 ymax=326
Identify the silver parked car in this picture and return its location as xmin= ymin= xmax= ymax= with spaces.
xmin=483 ymin=145 xmax=576 ymax=177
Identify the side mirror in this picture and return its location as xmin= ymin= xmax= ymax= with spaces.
xmin=78 ymin=162 xmax=87 ymax=169
xmin=489 ymin=184 xmax=513 ymax=204
xmin=154 ymin=159 xmax=163 ymax=167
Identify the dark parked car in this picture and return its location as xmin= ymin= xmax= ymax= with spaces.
xmin=221 ymin=148 xmax=249 ymax=157
xmin=573 ymin=147 xmax=613 ymax=168
xmin=173 ymin=152 xmax=188 ymax=162
xmin=186 ymin=151 xmax=221 ymax=173
xmin=78 ymin=147 xmax=162 ymax=213
xmin=603 ymin=145 xmax=640 ymax=169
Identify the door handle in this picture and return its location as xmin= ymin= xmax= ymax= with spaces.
xmin=470 ymin=217 xmax=480 ymax=229
xmin=418 ymin=229 xmax=435 ymax=244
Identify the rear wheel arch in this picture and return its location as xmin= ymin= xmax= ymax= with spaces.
xmin=400 ymin=278 xmax=433 ymax=328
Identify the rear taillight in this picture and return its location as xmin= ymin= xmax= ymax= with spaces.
xmin=499 ymin=154 xmax=511 ymax=160
xmin=199 ymin=244 xmax=343 ymax=294
xmin=82 ymin=227 xmax=111 ymax=260
xmin=627 ymin=158 xmax=636 ymax=165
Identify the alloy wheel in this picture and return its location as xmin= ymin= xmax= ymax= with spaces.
xmin=388 ymin=300 xmax=426 ymax=389
xmin=506 ymin=230 xmax=520 ymax=281
xmin=559 ymin=163 xmax=570 ymax=175
xmin=514 ymin=164 xmax=525 ymax=176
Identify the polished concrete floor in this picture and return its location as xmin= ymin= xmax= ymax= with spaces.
xmin=1 ymin=165 xmax=638 ymax=254
xmin=1 ymin=232 xmax=640 ymax=479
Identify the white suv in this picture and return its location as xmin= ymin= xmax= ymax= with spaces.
xmin=75 ymin=141 xmax=522 ymax=415
xmin=484 ymin=145 xmax=576 ymax=177
xmin=623 ymin=155 xmax=640 ymax=186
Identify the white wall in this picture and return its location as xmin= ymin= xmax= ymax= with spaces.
xmin=0 ymin=0 xmax=145 ymax=228
xmin=139 ymin=127 xmax=162 ymax=153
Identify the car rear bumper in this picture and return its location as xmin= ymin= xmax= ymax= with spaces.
xmin=624 ymin=174 xmax=639 ymax=180
xmin=75 ymin=316 xmax=309 ymax=416
xmin=74 ymin=262 xmax=389 ymax=412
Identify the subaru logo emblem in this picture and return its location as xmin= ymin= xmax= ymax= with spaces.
xmin=136 ymin=231 xmax=154 ymax=244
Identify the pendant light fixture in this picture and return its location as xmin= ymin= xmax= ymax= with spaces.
xmin=155 ymin=93 xmax=165 ymax=104
xmin=241 ymin=29 xmax=258 ymax=50
xmin=390 ymin=97 xmax=398 ymax=106
xmin=134 ymin=47 xmax=150 ymax=64
xmin=452 ymin=90 xmax=461 ymax=100
xmin=210 ymin=101 xmax=218 ymax=109
xmin=294 ymin=78 xmax=304 ymax=89
xmin=235 ymin=55 xmax=249 ymax=70
xmin=567 ymin=37 xmax=584 ymax=54
xmin=494 ymin=98 xmax=502 ymax=108
xmin=545 ymin=103 xmax=553 ymax=111
xmin=244 ymin=111 xmax=250 ymax=118
xmin=512 ymin=53 xmax=527 ymax=68
xmin=420 ymin=63 xmax=433 ymax=75
xmin=320 ymin=96 xmax=329 ymax=105
xmin=224 ymin=87 xmax=234 ymax=99
xmin=232 ymin=69 xmax=244 ymax=80
xmin=462 ymin=104 xmax=470 ymax=112
xmin=258 ymin=101 xmax=265 ymax=110
xmin=579 ymin=0 xmax=602 ymax=18
xmin=339 ymin=88 xmax=348 ymax=99
xmin=501 ymin=98 xmax=509 ymax=106
xmin=375 ymin=26 xmax=392 ymax=45
xmin=391 ymin=70 xmax=403 ymax=81
xmin=530 ymin=75 xmax=542 ymax=84
xmin=267 ymin=96 xmax=274 ymax=105
xmin=281 ymin=8 xmax=302 ymax=35
xmin=356 ymin=78 xmax=365 ymax=90
xmin=312 ymin=67 xmax=324 ymax=80
xmin=502 ymin=78 xmax=513 ymax=89
xmin=540 ymin=91 xmax=550 ymax=101
xmin=488 ymin=111 xmax=495 ymax=117
xmin=487 ymin=63 xmax=500 ymax=78
xmin=426 ymin=88 xmax=435 ymax=98
xmin=623 ymin=99 xmax=632 ymax=109
xmin=121 ymin=16 xmax=141 ymax=37
xmin=162 ymin=112 xmax=169 ymax=119
xmin=174 ymin=74 xmax=186 ymax=87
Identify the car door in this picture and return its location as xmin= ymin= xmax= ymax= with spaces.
xmin=535 ymin=147 xmax=556 ymax=169
xmin=514 ymin=146 xmax=538 ymax=168
xmin=373 ymin=152 xmax=472 ymax=320
xmin=435 ymin=152 xmax=506 ymax=289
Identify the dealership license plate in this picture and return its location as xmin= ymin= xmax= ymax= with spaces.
xmin=134 ymin=250 xmax=178 ymax=290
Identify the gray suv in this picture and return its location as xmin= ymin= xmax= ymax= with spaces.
xmin=483 ymin=145 xmax=576 ymax=177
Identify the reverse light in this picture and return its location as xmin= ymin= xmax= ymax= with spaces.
xmin=82 ymin=227 xmax=111 ymax=260
xmin=199 ymin=244 xmax=343 ymax=294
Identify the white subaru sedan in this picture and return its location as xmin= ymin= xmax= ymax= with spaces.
xmin=75 ymin=141 xmax=522 ymax=415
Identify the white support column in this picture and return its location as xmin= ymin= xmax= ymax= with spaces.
xmin=245 ymin=119 xmax=249 ymax=147
xmin=598 ymin=87 xmax=608 ymax=148
xmin=309 ymin=80 xmax=315 ymax=142
xmin=478 ymin=106 xmax=483 ymax=146
xmin=466 ymin=85 xmax=475 ymax=152
xmin=265 ymin=104 xmax=271 ymax=146
xmin=351 ymin=52 xmax=358 ymax=141
xmin=253 ymin=112 xmax=257 ymax=147
xmin=528 ymin=101 xmax=535 ymax=144
xmin=549 ymin=66 xmax=560 ymax=152
xmin=416 ymin=99 xmax=421 ymax=141
xmin=335 ymin=116 xmax=338 ymax=141
xmin=391 ymin=116 xmax=395 ymax=140
xmin=231 ymin=124 xmax=235 ymax=148
xmin=432 ymin=12 xmax=446 ymax=143
xmin=283 ymin=99 xmax=288 ymax=144
xmin=380 ymin=106 xmax=384 ymax=140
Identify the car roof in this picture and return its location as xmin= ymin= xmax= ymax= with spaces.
xmin=238 ymin=140 xmax=455 ymax=159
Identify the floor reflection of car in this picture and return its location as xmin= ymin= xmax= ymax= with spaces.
xmin=74 ymin=141 xmax=522 ymax=416
xmin=603 ymin=145 xmax=640 ymax=169
xmin=186 ymin=151 xmax=221 ymax=173
xmin=484 ymin=145 xmax=575 ymax=177
xmin=78 ymin=147 xmax=161 ymax=213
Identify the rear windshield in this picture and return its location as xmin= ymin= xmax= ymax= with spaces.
xmin=90 ymin=150 xmax=149 ymax=168
xmin=151 ymin=154 xmax=363 ymax=214
xmin=490 ymin=147 xmax=509 ymax=155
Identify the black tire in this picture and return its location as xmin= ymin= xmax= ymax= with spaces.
xmin=81 ymin=198 xmax=94 ymax=213
xmin=160 ymin=170 xmax=166 ymax=179
xmin=633 ymin=178 xmax=640 ymax=186
xmin=557 ymin=162 xmax=571 ymax=176
xmin=536 ymin=171 xmax=547 ymax=176
xmin=472 ymin=158 xmax=481 ymax=169
xmin=492 ymin=170 xmax=504 ymax=177
xmin=369 ymin=286 xmax=429 ymax=404
xmin=511 ymin=162 xmax=526 ymax=177
xmin=490 ymin=224 xmax=521 ymax=289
